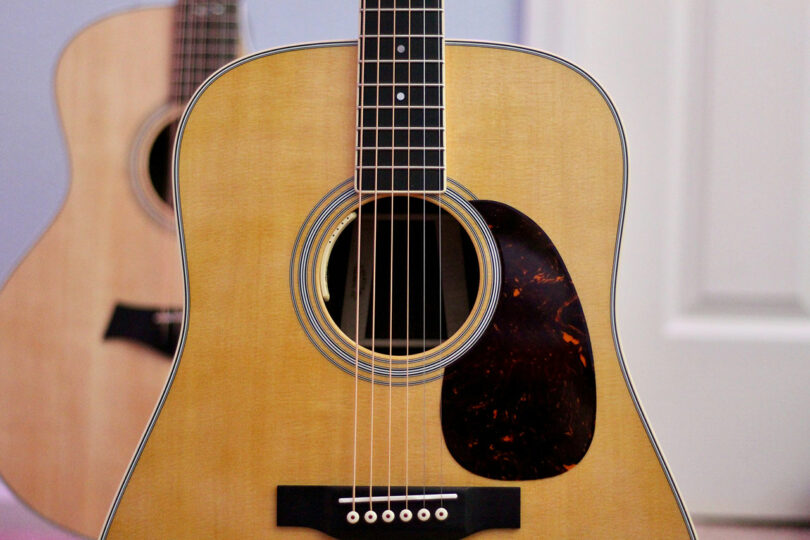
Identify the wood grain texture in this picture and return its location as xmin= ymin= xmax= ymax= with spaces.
xmin=105 ymin=43 xmax=693 ymax=538
xmin=0 ymin=8 xmax=182 ymax=537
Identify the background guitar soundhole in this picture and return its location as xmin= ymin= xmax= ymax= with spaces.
xmin=325 ymin=196 xmax=479 ymax=355
xmin=147 ymin=121 xmax=176 ymax=206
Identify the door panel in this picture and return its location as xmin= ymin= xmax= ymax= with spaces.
xmin=525 ymin=0 xmax=810 ymax=521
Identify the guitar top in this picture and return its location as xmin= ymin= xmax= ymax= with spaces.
xmin=103 ymin=1 xmax=695 ymax=538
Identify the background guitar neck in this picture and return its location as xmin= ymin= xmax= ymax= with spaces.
xmin=171 ymin=0 xmax=240 ymax=104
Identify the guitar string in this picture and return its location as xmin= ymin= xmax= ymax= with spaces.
xmin=197 ymin=1 xmax=208 ymax=98
xmin=184 ymin=0 xmax=191 ymax=103
xmin=403 ymin=1 xmax=412 ymax=515
xmin=217 ymin=2 xmax=227 ymax=74
xmin=178 ymin=0 xmax=188 ymax=105
xmin=190 ymin=0 xmax=199 ymax=109
xmin=212 ymin=3 xmax=220 ymax=87
xmin=200 ymin=2 xmax=211 ymax=95
xmin=163 ymin=0 xmax=185 ymax=316
xmin=351 ymin=0 xmax=366 ymax=516
xmin=421 ymin=0 xmax=428 ymax=509
xmin=368 ymin=0 xmax=382 ymax=514
xmin=181 ymin=1 xmax=196 ymax=203
xmin=215 ymin=2 xmax=235 ymax=82
xmin=386 ymin=3 xmax=397 ymax=516
xmin=437 ymin=1 xmax=446 ymax=509
xmin=171 ymin=2 xmax=181 ymax=105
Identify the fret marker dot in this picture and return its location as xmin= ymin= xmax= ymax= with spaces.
xmin=397 ymin=44 xmax=406 ymax=54
xmin=396 ymin=92 xmax=406 ymax=102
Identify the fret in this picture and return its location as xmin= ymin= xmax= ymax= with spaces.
xmin=358 ymin=128 xmax=444 ymax=148
xmin=173 ymin=37 xmax=239 ymax=44
xmin=362 ymin=37 xmax=442 ymax=62
xmin=360 ymin=108 xmax=442 ymax=128
xmin=359 ymin=149 xmax=444 ymax=167
xmin=172 ymin=66 xmax=232 ymax=76
xmin=362 ymin=10 xmax=442 ymax=36
xmin=359 ymin=82 xmax=443 ymax=87
xmin=174 ymin=18 xmax=238 ymax=27
xmin=171 ymin=53 xmax=235 ymax=63
xmin=361 ymin=37 xmax=444 ymax=60
xmin=361 ymin=59 xmax=443 ymax=64
xmin=357 ymin=168 xmax=444 ymax=193
xmin=358 ymin=166 xmax=444 ymax=170
xmin=362 ymin=86 xmax=443 ymax=107
xmin=357 ymin=106 xmax=444 ymax=110
xmin=365 ymin=0 xmax=442 ymax=8
xmin=361 ymin=62 xmax=442 ymax=85
xmin=364 ymin=34 xmax=443 ymax=38
xmin=357 ymin=146 xmax=445 ymax=150
xmin=362 ymin=8 xmax=443 ymax=11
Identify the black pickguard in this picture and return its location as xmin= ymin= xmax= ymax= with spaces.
xmin=441 ymin=200 xmax=596 ymax=480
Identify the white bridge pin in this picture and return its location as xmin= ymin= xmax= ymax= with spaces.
xmin=435 ymin=507 xmax=449 ymax=521
xmin=382 ymin=509 xmax=395 ymax=523
xmin=364 ymin=510 xmax=378 ymax=524
xmin=346 ymin=510 xmax=360 ymax=524
xmin=417 ymin=508 xmax=431 ymax=522
xmin=399 ymin=508 xmax=413 ymax=522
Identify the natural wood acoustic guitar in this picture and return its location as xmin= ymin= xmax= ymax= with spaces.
xmin=104 ymin=1 xmax=695 ymax=537
xmin=0 ymin=2 xmax=238 ymax=536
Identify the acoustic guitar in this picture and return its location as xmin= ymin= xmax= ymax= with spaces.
xmin=0 ymin=2 xmax=238 ymax=536
xmin=104 ymin=1 xmax=695 ymax=537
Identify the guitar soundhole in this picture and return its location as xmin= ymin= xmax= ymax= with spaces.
xmin=324 ymin=196 xmax=479 ymax=355
xmin=147 ymin=122 xmax=175 ymax=206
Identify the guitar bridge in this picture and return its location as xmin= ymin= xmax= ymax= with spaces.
xmin=277 ymin=485 xmax=519 ymax=538
xmin=104 ymin=303 xmax=182 ymax=357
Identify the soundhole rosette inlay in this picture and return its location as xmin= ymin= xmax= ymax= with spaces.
xmin=130 ymin=104 xmax=181 ymax=229
xmin=290 ymin=180 xmax=500 ymax=385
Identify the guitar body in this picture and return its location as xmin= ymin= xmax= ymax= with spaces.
xmin=105 ymin=42 xmax=694 ymax=538
xmin=0 ymin=8 xmax=182 ymax=536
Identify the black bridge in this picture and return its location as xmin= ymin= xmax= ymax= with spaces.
xmin=277 ymin=485 xmax=519 ymax=539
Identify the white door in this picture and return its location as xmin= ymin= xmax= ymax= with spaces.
xmin=524 ymin=0 xmax=810 ymax=521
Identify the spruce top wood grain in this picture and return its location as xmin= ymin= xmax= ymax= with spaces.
xmin=102 ymin=37 xmax=696 ymax=537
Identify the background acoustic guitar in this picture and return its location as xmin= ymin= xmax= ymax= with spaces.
xmin=105 ymin=1 xmax=695 ymax=537
xmin=0 ymin=1 xmax=238 ymax=536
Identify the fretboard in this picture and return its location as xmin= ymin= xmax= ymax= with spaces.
xmin=171 ymin=0 xmax=239 ymax=104
xmin=355 ymin=0 xmax=445 ymax=193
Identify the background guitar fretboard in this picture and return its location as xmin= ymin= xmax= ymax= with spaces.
xmin=171 ymin=0 xmax=239 ymax=104
xmin=356 ymin=0 xmax=445 ymax=193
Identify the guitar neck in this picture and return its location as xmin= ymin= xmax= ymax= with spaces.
xmin=170 ymin=0 xmax=240 ymax=104
xmin=356 ymin=0 xmax=446 ymax=193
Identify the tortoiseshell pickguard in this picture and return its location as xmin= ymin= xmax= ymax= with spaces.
xmin=441 ymin=200 xmax=596 ymax=480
